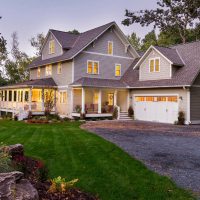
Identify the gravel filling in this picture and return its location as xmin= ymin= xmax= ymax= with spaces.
xmin=82 ymin=121 xmax=200 ymax=195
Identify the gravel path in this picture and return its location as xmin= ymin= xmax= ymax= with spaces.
xmin=82 ymin=121 xmax=200 ymax=195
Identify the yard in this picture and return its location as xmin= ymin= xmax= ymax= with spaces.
xmin=0 ymin=120 xmax=195 ymax=200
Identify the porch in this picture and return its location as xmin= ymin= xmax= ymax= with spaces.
xmin=71 ymin=87 xmax=129 ymax=118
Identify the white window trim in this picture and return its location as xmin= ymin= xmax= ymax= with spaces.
xmin=45 ymin=65 xmax=52 ymax=76
xmin=108 ymin=41 xmax=113 ymax=55
xmin=59 ymin=91 xmax=67 ymax=104
xmin=49 ymin=40 xmax=55 ymax=54
xmin=149 ymin=57 xmax=160 ymax=73
xmin=57 ymin=63 xmax=62 ymax=74
xmin=37 ymin=67 xmax=41 ymax=78
xmin=87 ymin=60 xmax=99 ymax=75
xmin=115 ymin=64 xmax=121 ymax=77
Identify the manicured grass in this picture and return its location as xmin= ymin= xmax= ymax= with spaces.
xmin=0 ymin=120 xmax=195 ymax=200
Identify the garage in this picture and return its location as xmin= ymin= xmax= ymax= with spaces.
xmin=134 ymin=95 xmax=178 ymax=123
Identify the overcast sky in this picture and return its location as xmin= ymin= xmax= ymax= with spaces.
xmin=1 ymin=0 xmax=157 ymax=56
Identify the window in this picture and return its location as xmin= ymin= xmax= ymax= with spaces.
xmin=87 ymin=61 xmax=99 ymax=74
xmin=37 ymin=67 xmax=41 ymax=77
xmin=45 ymin=65 xmax=52 ymax=76
xmin=157 ymin=96 xmax=167 ymax=102
xmin=115 ymin=64 xmax=121 ymax=76
xmin=60 ymin=91 xmax=67 ymax=104
xmin=149 ymin=58 xmax=160 ymax=72
xmin=57 ymin=63 xmax=62 ymax=74
xmin=168 ymin=96 xmax=178 ymax=102
xmin=8 ymin=91 xmax=12 ymax=102
xmin=14 ymin=91 xmax=17 ymax=102
xmin=135 ymin=97 xmax=145 ymax=102
xmin=108 ymin=41 xmax=113 ymax=55
xmin=5 ymin=90 xmax=7 ymax=101
xmin=93 ymin=92 xmax=99 ymax=104
xmin=49 ymin=40 xmax=55 ymax=54
xmin=146 ymin=96 xmax=154 ymax=102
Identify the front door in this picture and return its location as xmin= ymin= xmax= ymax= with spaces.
xmin=108 ymin=93 xmax=114 ymax=106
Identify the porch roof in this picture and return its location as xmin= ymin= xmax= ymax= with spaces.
xmin=70 ymin=77 xmax=128 ymax=88
xmin=0 ymin=78 xmax=57 ymax=89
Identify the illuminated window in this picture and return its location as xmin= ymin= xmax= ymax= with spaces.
xmin=87 ymin=61 xmax=99 ymax=74
xmin=146 ymin=96 xmax=154 ymax=102
xmin=149 ymin=58 xmax=160 ymax=72
xmin=57 ymin=63 xmax=62 ymax=74
xmin=135 ymin=97 xmax=145 ymax=102
xmin=157 ymin=96 xmax=167 ymax=102
xmin=108 ymin=93 xmax=114 ymax=106
xmin=93 ymin=92 xmax=99 ymax=104
xmin=115 ymin=64 xmax=121 ymax=76
xmin=108 ymin=41 xmax=113 ymax=55
xmin=60 ymin=91 xmax=67 ymax=104
xmin=45 ymin=65 xmax=52 ymax=76
xmin=49 ymin=40 xmax=55 ymax=54
xmin=37 ymin=67 xmax=41 ymax=77
xmin=168 ymin=96 xmax=178 ymax=102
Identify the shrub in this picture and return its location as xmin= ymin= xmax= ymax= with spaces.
xmin=112 ymin=106 xmax=118 ymax=120
xmin=177 ymin=111 xmax=185 ymax=125
xmin=128 ymin=106 xmax=134 ymax=118
xmin=27 ymin=111 xmax=32 ymax=119
xmin=80 ymin=113 xmax=85 ymax=120
xmin=75 ymin=105 xmax=81 ymax=113
xmin=48 ymin=176 xmax=79 ymax=193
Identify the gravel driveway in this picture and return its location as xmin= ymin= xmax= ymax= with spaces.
xmin=82 ymin=120 xmax=200 ymax=195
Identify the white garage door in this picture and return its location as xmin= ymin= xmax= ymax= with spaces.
xmin=134 ymin=96 xmax=178 ymax=124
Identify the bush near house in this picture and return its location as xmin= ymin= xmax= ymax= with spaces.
xmin=128 ymin=106 xmax=134 ymax=118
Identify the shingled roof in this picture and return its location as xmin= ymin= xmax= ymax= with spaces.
xmin=29 ymin=22 xmax=116 ymax=68
xmin=122 ymin=41 xmax=200 ymax=88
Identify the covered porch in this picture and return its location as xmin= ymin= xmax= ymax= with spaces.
xmin=0 ymin=78 xmax=57 ymax=118
xmin=71 ymin=87 xmax=129 ymax=118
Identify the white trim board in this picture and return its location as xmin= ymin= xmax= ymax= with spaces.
xmin=82 ymin=51 xmax=134 ymax=60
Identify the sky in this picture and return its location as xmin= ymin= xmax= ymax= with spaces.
xmin=0 ymin=0 xmax=157 ymax=56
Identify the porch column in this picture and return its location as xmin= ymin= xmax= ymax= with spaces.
xmin=114 ymin=90 xmax=117 ymax=106
xmin=127 ymin=91 xmax=130 ymax=110
xmin=22 ymin=89 xmax=25 ymax=109
xmin=29 ymin=88 xmax=32 ymax=111
xmin=71 ymin=88 xmax=74 ymax=113
xmin=98 ymin=89 xmax=102 ymax=114
xmin=41 ymin=89 xmax=44 ymax=111
xmin=81 ymin=88 xmax=85 ymax=113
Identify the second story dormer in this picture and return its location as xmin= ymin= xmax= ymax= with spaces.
xmin=135 ymin=46 xmax=185 ymax=81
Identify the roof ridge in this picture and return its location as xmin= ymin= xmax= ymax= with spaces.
xmin=50 ymin=29 xmax=80 ymax=36
xmin=170 ymin=40 xmax=200 ymax=48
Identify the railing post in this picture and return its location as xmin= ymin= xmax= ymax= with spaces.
xmin=98 ymin=89 xmax=102 ymax=114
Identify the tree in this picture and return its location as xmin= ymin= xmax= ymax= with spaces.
xmin=141 ymin=30 xmax=158 ymax=51
xmin=30 ymin=33 xmax=45 ymax=56
xmin=5 ymin=32 xmax=31 ymax=83
xmin=123 ymin=0 xmax=200 ymax=43
xmin=127 ymin=32 xmax=141 ymax=51
xmin=68 ymin=29 xmax=80 ymax=35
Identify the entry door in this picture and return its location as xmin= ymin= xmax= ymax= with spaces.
xmin=108 ymin=93 xmax=114 ymax=106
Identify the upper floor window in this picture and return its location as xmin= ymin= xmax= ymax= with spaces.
xmin=57 ymin=63 xmax=62 ymax=74
xmin=149 ymin=58 xmax=160 ymax=72
xmin=115 ymin=64 xmax=121 ymax=76
xmin=45 ymin=65 xmax=52 ymax=76
xmin=37 ymin=67 xmax=41 ymax=77
xmin=59 ymin=91 xmax=67 ymax=104
xmin=49 ymin=40 xmax=55 ymax=54
xmin=87 ymin=60 xmax=99 ymax=74
xmin=108 ymin=41 xmax=113 ymax=55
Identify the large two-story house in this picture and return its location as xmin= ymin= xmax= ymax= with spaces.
xmin=1 ymin=21 xmax=200 ymax=124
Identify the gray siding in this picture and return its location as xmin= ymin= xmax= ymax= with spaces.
xmin=85 ymin=29 xmax=132 ymax=57
xmin=42 ymin=32 xmax=63 ymax=60
xmin=74 ymin=52 xmax=133 ymax=81
xmin=140 ymin=49 xmax=171 ymax=80
xmin=30 ymin=61 xmax=73 ymax=86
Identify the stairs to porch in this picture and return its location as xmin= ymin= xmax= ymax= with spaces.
xmin=118 ymin=111 xmax=133 ymax=121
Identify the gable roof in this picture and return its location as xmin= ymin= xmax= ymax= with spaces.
xmin=134 ymin=45 xmax=184 ymax=69
xmin=29 ymin=22 xmax=138 ymax=68
xmin=122 ymin=41 xmax=200 ymax=88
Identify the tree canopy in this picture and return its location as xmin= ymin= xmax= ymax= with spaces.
xmin=123 ymin=0 xmax=200 ymax=43
xmin=30 ymin=33 xmax=45 ymax=56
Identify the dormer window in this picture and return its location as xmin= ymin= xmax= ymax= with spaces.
xmin=149 ymin=58 xmax=160 ymax=72
xmin=49 ymin=40 xmax=55 ymax=54
xmin=37 ymin=67 xmax=41 ymax=77
xmin=45 ymin=65 xmax=52 ymax=76
xmin=108 ymin=41 xmax=113 ymax=55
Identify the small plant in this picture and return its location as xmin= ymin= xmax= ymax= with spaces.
xmin=177 ymin=111 xmax=185 ymax=125
xmin=80 ymin=113 xmax=85 ymax=120
xmin=112 ymin=106 xmax=118 ymax=120
xmin=27 ymin=111 xmax=32 ymax=119
xmin=128 ymin=106 xmax=134 ymax=118
xmin=75 ymin=105 xmax=81 ymax=113
xmin=0 ymin=143 xmax=13 ymax=173
xmin=48 ymin=176 xmax=79 ymax=193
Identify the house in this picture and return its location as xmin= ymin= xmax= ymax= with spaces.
xmin=0 ymin=21 xmax=200 ymax=124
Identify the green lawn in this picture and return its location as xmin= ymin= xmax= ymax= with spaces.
xmin=0 ymin=120 xmax=195 ymax=200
